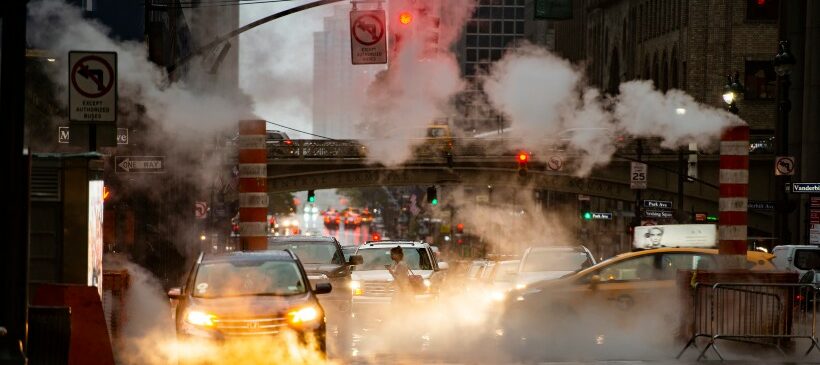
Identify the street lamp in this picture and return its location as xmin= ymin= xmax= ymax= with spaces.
xmin=773 ymin=40 xmax=796 ymax=245
xmin=723 ymin=72 xmax=744 ymax=115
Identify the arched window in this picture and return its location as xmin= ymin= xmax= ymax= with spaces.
xmin=653 ymin=52 xmax=659 ymax=87
xmin=662 ymin=50 xmax=669 ymax=91
xmin=671 ymin=47 xmax=679 ymax=88
xmin=608 ymin=47 xmax=621 ymax=94
xmin=644 ymin=54 xmax=651 ymax=80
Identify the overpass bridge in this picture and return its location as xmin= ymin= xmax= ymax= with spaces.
xmin=228 ymin=137 xmax=776 ymax=233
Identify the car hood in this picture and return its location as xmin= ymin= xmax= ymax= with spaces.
xmin=351 ymin=269 xmax=433 ymax=282
xmin=188 ymin=293 xmax=313 ymax=318
xmin=517 ymin=271 xmax=575 ymax=285
xmin=301 ymin=263 xmax=346 ymax=275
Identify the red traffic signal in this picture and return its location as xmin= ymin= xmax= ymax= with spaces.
xmin=371 ymin=232 xmax=382 ymax=241
xmin=399 ymin=11 xmax=413 ymax=25
xmin=517 ymin=151 xmax=529 ymax=176
xmin=456 ymin=223 xmax=464 ymax=234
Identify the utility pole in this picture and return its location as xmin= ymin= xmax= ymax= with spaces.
xmin=0 ymin=1 xmax=30 ymax=363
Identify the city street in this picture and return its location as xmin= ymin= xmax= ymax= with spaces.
xmin=3 ymin=0 xmax=820 ymax=364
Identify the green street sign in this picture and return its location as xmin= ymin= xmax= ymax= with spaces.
xmin=535 ymin=0 xmax=573 ymax=20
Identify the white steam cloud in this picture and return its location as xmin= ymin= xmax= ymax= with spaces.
xmin=358 ymin=0 xmax=475 ymax=165
xmin=484 ymin=44 xmax=743 ymax=176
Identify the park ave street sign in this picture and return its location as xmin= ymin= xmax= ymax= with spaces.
xmin=115 ymin=156 xmax=165 ymax=173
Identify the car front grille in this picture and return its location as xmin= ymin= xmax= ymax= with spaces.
xmin=363 ymin=281 xmax=396 ymax=296
xmin=213 ymin=316 xmax=289 ymax=336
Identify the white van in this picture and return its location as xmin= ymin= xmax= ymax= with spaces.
xmin=771 ymin=245 xmax=820 ymax=284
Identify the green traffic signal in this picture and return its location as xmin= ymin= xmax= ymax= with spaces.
xmin=308 ymin=196 xmax=315 ymax=203
xmin=582 ymin=212 xmax=592 ymax=220
xmin=431 ymin=198 xmax=438 ymax=206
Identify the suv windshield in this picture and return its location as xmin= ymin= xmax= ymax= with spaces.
xmin=356 ymin=247 xmax=433 ymax=270
xmin=522 ymin=250 xmax=593 ymax=272
xmin=794 ymin=249 xmax=820 ymax=270
xmin=269 ymin=242 xmax=343 ymax=265
xmin=193 ymin=259 xmax=306 ymax=298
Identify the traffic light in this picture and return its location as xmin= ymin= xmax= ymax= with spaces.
xmin=517 ymin=151 xmax=529 ymax=176
xmin=371 ymin=232 xmax=381 ymax=241
xmin=427 ymin=186 xmax=438 ymax=206
xmin=398 ymin=11 xmax=413 ymax=25
xmin=580 ymin=199 xmax=592 ymax=221
xmin=456 ymin=223 xmax=464 ymax=234
xmin=307 ymin=190 xmax=315 ymax=203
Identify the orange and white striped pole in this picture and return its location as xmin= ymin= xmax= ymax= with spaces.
xmin=238 ymin=120 xmax=268 ymax=251
xmin=718 ymin=125 xmax=749 ymax=256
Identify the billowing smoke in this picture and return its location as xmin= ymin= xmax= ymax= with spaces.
xmin=483 ymin=44 xmax=744 ymax=176
xmin=358 ymin=0 xmax=475 ymax=165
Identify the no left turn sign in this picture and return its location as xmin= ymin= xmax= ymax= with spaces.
xmin=350 ymin=10 xmax=387 ymax=65
xmin=69 ymin=51 xmax=117 ymax=123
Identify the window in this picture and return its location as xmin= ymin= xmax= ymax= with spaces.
xmin=515 ymin=21 xmax=524 ymax=34
xmin=746 ymin=0 xmax=778 ymax=21
xmin=466 ymin=35 xmax=478 ymax=47
xmin=467 ymin=21 xmax=478 ymax=34
xmin=794 ymin=250 xmax=820 ymax=270
xmin=595 ymin=255 xmax=657 ymax=282
xmin=479 ymin=35 xmax=490 ymax=47
xmin=504 ymin=21 xmax=515 ymax=34
xmin=493 ymin=6 xmax=503 ymax=19
xmin=467 ymin=49 xmax=478 ymax=62
xmin=744 ymin=60 xmax=776 ymax=100
xmin=493 ymin=21 xmax=503 ymax=33
xmin=479 ymin=49 xmax=490 ymax=61
xmin=491 ymin=49 xmax=503 ymax=61
xmin=659 ymin=254 xmax=717 ymax=279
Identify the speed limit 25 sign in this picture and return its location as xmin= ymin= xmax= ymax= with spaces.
xmin=631 ymin=162 xmax=647 ymax=190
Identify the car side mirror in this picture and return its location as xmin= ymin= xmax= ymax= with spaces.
xmin=348 ymin=255 xmax=363 ymax=265
xmin=437 ymin=262 xmax=450 ymax=270
xmin=167 ymin=287 xmax=182 ymax=299
xmin=315 ymin=282 xmax=332 ymax=295
xmin=589 ymin=275 xmax=601 ymax=290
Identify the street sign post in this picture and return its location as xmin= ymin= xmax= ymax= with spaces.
xmin=350 ymin=9 xmax=387 ymax=65
xmin=792 ymin=183 xmax=820 ymax=194
xmin=643 ymin=200 xmax=673 ymax=209
xmin=117 ymin=128 xmax=128 ymax=145
xmin=591 ymin=212 xmax=613 ymax=220
xmin=547 ymin=155 xmax=564 ymax=171
xmin=644 ymin=210 xmax=674 ymax=219
xmin=115 ymin=156 xmax=166 ymax=173
xmin=630 ymin=162 xmax=647 ymax=189
xmin=748 ymin=201 xmax=776 ymax=211
xmin=69 ymin=51 xmax=117 ymax=123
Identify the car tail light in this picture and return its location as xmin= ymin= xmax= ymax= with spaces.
xmin=284 ymin=140 xmax=293 ymax=145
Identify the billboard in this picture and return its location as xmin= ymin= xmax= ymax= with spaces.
xmin=633 ymin=224 xmax=717 ymax=249
xmin=88 ymin=180 xmax=104 ymax=297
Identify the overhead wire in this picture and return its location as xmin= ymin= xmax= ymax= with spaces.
xmin=146 ymin=0 xmax=299 ymax=9
xmin=266 ymin=121 xmax=337 ymax=140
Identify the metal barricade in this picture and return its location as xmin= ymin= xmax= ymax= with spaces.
xmin=678 ymin=283 xmax=820 ymax=361
xmin=102 ymin=269 xmax=130 ymax=341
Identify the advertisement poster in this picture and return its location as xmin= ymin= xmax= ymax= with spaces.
xmin=633 ymin=224 xmax=717 ymax=249
xmin=88 ymin=180 xmax=104 ymax=297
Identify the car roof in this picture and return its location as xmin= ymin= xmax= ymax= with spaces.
xmin=358 ymin=240 xmax=428 ymax=248
xmin=526 ymin=246 xmax=590 ymax=253
xmin=268 ymin=236 xmax=337 ymax=243
xmin=570 ymin=248 xmax=773 ymax=279
xmin=201 ymin=250 xmax=296 ymax=263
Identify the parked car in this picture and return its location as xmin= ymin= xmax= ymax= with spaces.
xmin=168 ymin=250 xmax=331 ymax=357
xmin=772 ymin=245 xmax=820 ymax=284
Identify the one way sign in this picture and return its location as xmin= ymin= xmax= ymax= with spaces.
xmin=115 ymin=156 xmax=165 ymax=173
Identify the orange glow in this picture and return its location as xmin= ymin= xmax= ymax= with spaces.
xmin=399 ymin=11 xmax=413 ymax=25
xmin=518 ymin=152 xmax=529 ymax=162
xmin=103 ymin=186 xmax=110 ymax=201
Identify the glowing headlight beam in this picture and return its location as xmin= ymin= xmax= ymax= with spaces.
xmin=288 ymin=306 xmax=320 ymax=324
xmin=185 ymin=310 xmax=216 ymax=327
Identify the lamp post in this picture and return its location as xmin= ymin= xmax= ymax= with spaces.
xmin=722 ymin=72 xmax=745 ymax=115
xmin=774 ymin=40 xmax=796 ymax=245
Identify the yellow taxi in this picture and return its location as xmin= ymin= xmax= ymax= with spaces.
xmin=498 ymin=248 xmax=774 ymax=359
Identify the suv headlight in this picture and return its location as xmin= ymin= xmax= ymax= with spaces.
xmin=288 ymin=306 xmax=321 ymax=325
xmin=185 ymin=310 xmax=216 ymax=327
xmin=350 ymin=280 xmax=363 ymax=295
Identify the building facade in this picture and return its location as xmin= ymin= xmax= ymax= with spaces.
xmin=556 ymin=0 xmax=779 ymax=133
